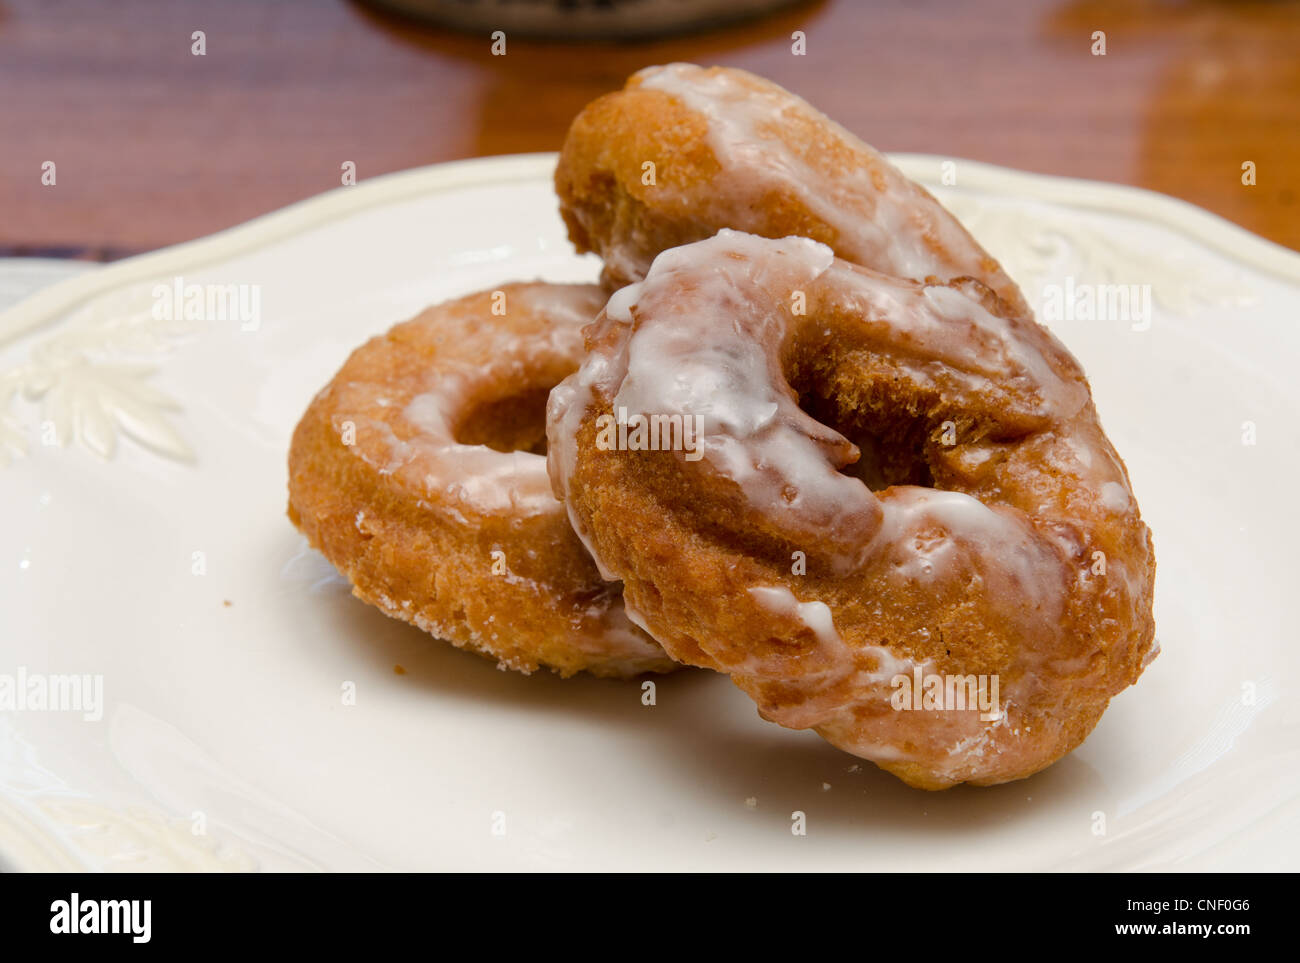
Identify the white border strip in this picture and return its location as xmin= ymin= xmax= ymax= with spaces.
xmin=3 ymin=151 xmax=1298 ymax=347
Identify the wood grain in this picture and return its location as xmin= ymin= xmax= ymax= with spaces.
xmin=1 ymin=0 xmax=1296 ymax=258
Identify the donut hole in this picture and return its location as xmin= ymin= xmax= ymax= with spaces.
xmin=454 ymin=387 xmax=552 ymax=455
xmin=795 ymin=389 xmax=935 ymax=492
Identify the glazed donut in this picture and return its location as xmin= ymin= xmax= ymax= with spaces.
xmin=555 ymin=62 xmax=1027 ymax=314
xmin=288 ymin=282 xmax=676 ymax=678
xmin=547 ymin=231 xmax=1156 ymax=788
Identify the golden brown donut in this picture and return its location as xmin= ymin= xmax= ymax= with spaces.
xmin=555 ymin=62 xmax=1028 ymax=314
xmin=288 ymin=282 xmax=676 ymax=678
xmin=547 ymin=231 xmax=1156 ymax=788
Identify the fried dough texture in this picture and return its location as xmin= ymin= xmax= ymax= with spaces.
xmin=288 ymin=282 xmax=676 ymax=678
xmin=547 ymin=232 xmax=1156 ymax=787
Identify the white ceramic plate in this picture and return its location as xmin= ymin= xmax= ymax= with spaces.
xmin=2 ymin=154 xmax=1298 ymax=872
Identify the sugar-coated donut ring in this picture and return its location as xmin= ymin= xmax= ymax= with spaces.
xmin=555 ymin=63 xmax=1027 ymax=314
xmin=288 ymin=282 xmax=676 ymax=678
xmin=547 ymin=231 xmax=1156 ymax=788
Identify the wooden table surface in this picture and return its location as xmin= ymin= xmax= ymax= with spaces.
xmin=2 ymin=0 xmax=1297 ymax=260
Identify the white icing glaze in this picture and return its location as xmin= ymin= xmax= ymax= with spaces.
xmin=546 ymin=351 xmax=625 ymax=579
xmin=346 ymin=284 xmax=603 ymax=520
xmin=1099 ymin=480 xmax=1131 ymax=511
xmin=749 ymin=586 xmax=839 ymax=649
xmin=632 ymin=63 xmax=1021 ymax=304
xmin=746 ymin=585 xmax=1034 ymax=779
xmin=603 ymin=281 xmax=642 ymax=323
xmin=571 ymin=601 xmax=671 ymax=672
xmin=822 ymin=262 xmax=1088 ymax=418
xmin=870 ymin=488 xmax=1065 ymax=618
xmin=745 ymin=583 xmax=920 ymax=713
xmin=610 ymin=232 xmax=878 ymax=563
xmin=1142 ymin=638 xmax=1161 ymax=668
xmin=550 ymin=230 xmax=1089 ymax=572
xmin=744 ymin=582 xmax=1027 ymax=777
xmin=546 ymin=231 xmax=1150 ymax=780
xmin=312 ymin=282 xmax=678 ymax=676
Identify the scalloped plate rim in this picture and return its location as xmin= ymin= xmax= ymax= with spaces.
xmin=2 ymin=153 xmax=1298 ymax=351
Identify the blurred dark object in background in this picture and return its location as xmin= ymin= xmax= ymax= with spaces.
xmin=2 ymin=0 xmax=1296 ymax=258
xmin=362 ymin=0 xmax=809 ymax=40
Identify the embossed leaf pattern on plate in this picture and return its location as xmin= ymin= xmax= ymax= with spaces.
xmin=0 ymin=282 xmax=195 ymax=465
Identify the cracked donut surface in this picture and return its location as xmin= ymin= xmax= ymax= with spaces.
xmin=288 ymin=282 xmax=676 ymax=678
xmin=547 ymin=231 xmax=1156 ymax=788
